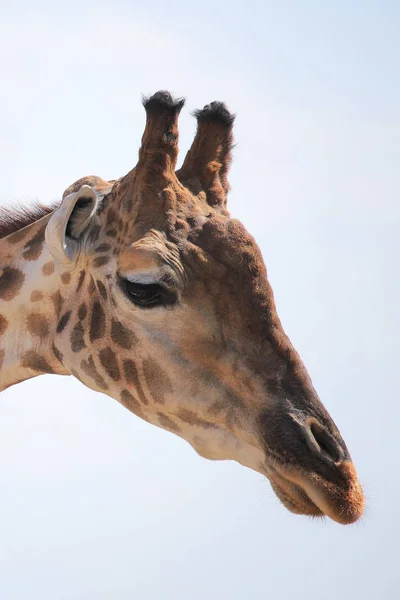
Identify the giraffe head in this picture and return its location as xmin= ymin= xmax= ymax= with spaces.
xmin=44 ymin=91 xmax=363 ymax=524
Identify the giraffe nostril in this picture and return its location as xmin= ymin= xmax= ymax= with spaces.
xmin=307 ymin=421 xmax=344 ymax=464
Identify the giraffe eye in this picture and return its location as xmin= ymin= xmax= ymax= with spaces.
xmin=122 ymin=280 xmax=175 ymax=308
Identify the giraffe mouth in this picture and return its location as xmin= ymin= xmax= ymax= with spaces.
xmin=266 ymin=461 xmax=364 ymax=525
xmin=267 ymin=466 xmax=324 ymax=518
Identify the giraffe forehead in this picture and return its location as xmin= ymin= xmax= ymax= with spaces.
xmin=194 ymin=217 xmax=263 ymax=262
xmin=181 ymin=215 xmax=267 ymax=285
xmin=118 ymin=231 xmax=184 ymax=281
xmin=119 ymin=246 xmax=163 ymax=273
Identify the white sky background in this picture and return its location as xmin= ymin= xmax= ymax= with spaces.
xmin=0 ymin=1 xmax=399 ymax=598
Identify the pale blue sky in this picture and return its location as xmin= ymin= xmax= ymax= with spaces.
xmin=0 ymin=2 xmax=399 ymax=599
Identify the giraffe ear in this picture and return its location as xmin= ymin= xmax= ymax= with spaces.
xmin=45 ymin=185 xmax=101 ymax=266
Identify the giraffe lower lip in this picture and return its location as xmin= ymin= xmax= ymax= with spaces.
xmin=267 ymin=462 xmax=364 ymax=524
xmin=268 ymin=467 xmax=324 ymax=518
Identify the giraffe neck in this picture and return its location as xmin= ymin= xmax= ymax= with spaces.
xmin=0 ymin=215 xmax=68 ymax=391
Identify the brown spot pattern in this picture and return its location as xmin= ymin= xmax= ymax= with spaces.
xmin=120 ymin=390 xmax=144 ymax=416
xmin=176 ymin=408 xmax=216 ymax=430
xmin=30 ymin=290 xmax=43 ymax=302
xmin=96 ymin=280 xmax=107 ymax=300
xmin=8 ymin=228 xmax=31 ymax=244
xmin=95 ymin=243 xmax=111 ymax=253
xmin=99 ymin=347 xmax=120 ymax=381
xmin=78 ymin=304 xmax=88 ymax=320
xmin=70 ymin=368 xmax=84 ymax=383
xmin=51 ymin=291 xmax=63 ymax=317
xmin=23 ymin=225 xmax=46 ymax=261
xmin=71 ymin=322 xmax=86 ymax=352
xmin=21 ymin=351 xmax=54 ymax=373
xmin=27 ymin=313 xmax=49 ymax=338
xmin=157 ymin=413 xmax=180 ymax=432
xmin=142 ymin=357 xmax=173 ymax=404
xmin=106 ymin=207 xmax=117 ymax=227
xmin=57 ymin=311 xmax=72 ymax=333
xmin=91 ymin=224 xmax=101 ymax=242
xmin=61 ymin=272 xmax=71 ymax=284
xmin=42 ymin=261 xmax=55 ymax=276
xmin=123 ymin=197 xmax=133 ymax=213
xmin=0 ymin=267 xmax=25 ymax=301
xmin=123 ymin=359 xmax=149 ymax=405
xmin=208 ymin=400 xmax=226 ymax=415
xmin=0 ymin=314 xmax=8 ymax=336
xmin=76 ymin=270 xmax=86 ymax=292
xmin=81 ymin=355 xmax=108 ymax=390
xmin=89 ymin=302 xmax=105 ymax=342
xmin=52 ymin=343 xmax=63 ymax=364
xmin=111 ymin=320 xmax=135 ymax=349
xmin=93 ymin=256 xmax=110 ymax=268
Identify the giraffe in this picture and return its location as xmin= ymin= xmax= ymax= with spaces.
xmin=0 ymin=91 xmax=364 ymax=525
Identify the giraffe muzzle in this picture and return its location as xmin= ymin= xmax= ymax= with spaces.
xmin=257 ymin=409 xmax=364 ymax=524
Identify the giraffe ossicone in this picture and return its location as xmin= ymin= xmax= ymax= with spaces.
xmin=0 ymin=90 xmax=364 ymax=525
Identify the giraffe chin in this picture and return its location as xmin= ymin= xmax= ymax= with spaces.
xmin=267 ymin=462 xmax=364 ymax=525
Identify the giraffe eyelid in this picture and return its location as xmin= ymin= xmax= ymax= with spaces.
xmin=119 ymin=270 xmax=179 ymax=291
xmin=124 ymin=272 xmax=162 ymax=284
